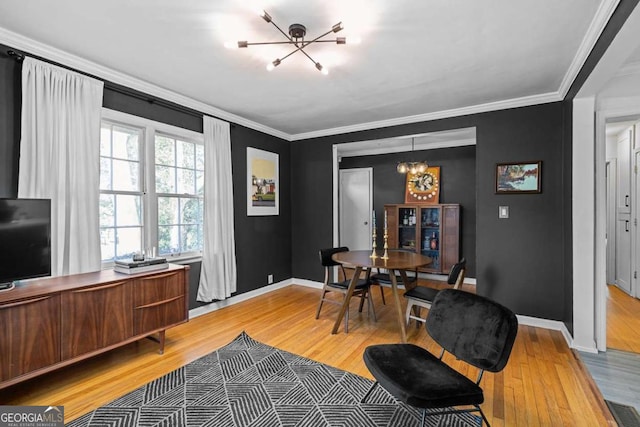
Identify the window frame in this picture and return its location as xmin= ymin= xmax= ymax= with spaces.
xmin=101 ymin=108 xmax=205 ymax=267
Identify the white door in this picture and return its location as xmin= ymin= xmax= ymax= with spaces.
xmin=339 ymin=168 xmax=372 ymax=250
xmin=606 ymin=160 xmax=617 ymax=285
xmin=616 ymin=128 xmax=632 ymax=294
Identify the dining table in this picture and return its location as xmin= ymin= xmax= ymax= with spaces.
xmin=331 ymin=249 xmax=432 ymax=343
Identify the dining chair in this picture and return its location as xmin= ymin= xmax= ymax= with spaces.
xmin=362 ymin=288 xmax=518 ymax=427
xmin=315 ymin=247 xmax=376 ymax=332
xmin=404 ymin=257 xmax=466 ymax=327
xmin=369 ymin=248 xmax=419 ymax=304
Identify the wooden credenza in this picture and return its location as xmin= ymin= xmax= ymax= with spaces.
xmin=0 ymin=264 xmax=189 ymax=390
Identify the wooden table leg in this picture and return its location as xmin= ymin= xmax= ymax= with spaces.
xmin=389 ymin=269 xmax=408 ymax=343
xmin=331 ymin=266 xmax=362 ymax=334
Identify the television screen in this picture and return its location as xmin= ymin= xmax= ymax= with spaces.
xmin=0 ymin=198 xmax=51 ymax=288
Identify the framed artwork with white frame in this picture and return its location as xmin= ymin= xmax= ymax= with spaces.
xmin=247 ymin=147 xmax=279 ymax=216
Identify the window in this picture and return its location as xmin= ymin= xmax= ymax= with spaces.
xmin=155 ymin=134 xmax=204 ymax=256
xmin=99 ymin=123 xmax=144 ymax=261
xmin=99 ymin=109 xmax=205 ymax=263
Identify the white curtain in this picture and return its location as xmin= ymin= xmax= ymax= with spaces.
xmin=18 ymin=57 xmax=104 ymax=277
xmin=197 ymin=116 xmax=237 ymax=301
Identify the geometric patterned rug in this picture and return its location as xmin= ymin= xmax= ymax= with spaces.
xmin=67 ymin=332 xmax=479 ymax=426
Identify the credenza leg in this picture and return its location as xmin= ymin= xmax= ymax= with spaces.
xmin=158 ymin=330 xmax=166 ymax=354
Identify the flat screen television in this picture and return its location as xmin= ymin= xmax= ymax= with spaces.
xmin=0 ymin=198 xmax=51 ymax=290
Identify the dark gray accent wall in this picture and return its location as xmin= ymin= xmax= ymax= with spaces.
xmin=230 ymin=125 xmax=292 ymax=295
xmin=339 ymin=145 xmax=477 ymax=278
xmin=292 ymin=103 xmax=568 ymax=321
xmin=0 ymin=48 xmax=21 ymax=198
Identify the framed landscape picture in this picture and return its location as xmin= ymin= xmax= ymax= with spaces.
xmin=496 ymin=161 xmax=541 ymax=194
xmin=247 ymin=147 xmax=279 ymax=216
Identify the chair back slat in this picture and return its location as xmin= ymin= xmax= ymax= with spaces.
xmin=319 ymin=247 xmax=349 ymax=268
xmin=426 ymin=289 xmax=518 ymax=372
xmin=447 ymin=258 xmax=466 ymax=285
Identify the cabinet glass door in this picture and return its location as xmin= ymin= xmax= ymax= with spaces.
xmin=420 ymin=207 xmax=440 ymax=269
xmin=398 ymin=207 xmax=417 ymax=251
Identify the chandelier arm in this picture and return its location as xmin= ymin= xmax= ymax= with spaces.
xmin=250 ymin=26 xmax=336 ymax=49
xmin=245 ymin=41 xmax=305 ymax=46
xmin=279 ymin=46 xmax=306 ymax=62
xmin=299 ymin=48 xmax=320 ymax=67
xmin=268 ymin=20 xmax=295 ymax=43
xmin=274 ymin=39 xmax=314 ymax=63
xmin=306 ymin=28 xmax=336 ymax=44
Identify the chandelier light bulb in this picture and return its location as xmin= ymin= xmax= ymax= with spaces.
xmin=417 ymin=162 xmax=427 ymax=173
xmin=409 ymin=164 xmax=419 ymax=175
xmin=315 ymin=62 xmax=329 ymax=75
xmin=347 ymin=36 xmax=362 ymax=45
xmin=259 ymin=10 xmax=272 ymax=23
xmin=397 ymin=162 xmax=408 ymax=174
xmin=266 ymin=58 xmax=281 ymax=71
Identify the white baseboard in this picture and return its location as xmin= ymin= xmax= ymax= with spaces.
xmin=190 ymin=279 xmax=574 ymax=350
xmin=516 ymin=314 xmax=575 ymax=349
xmin=189 ymin=279 xmax=295 ymax=319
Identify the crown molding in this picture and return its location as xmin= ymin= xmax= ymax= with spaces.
xmin=290 ymin=91 xmax=560 ymax=141
xmin=558 ymin=0 xmax=620 ymax=98
xmin=0 ymin=27 xmax=291 ymax=141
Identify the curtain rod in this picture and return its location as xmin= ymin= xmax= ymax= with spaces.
xmin=7 ymin=50 xmax=24 ymax=61
xmin=3 ymin=47 xmax=231 ymax=125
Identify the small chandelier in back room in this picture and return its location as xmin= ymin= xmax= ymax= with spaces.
xmin=225 ymin=10 xmax=360 ymax=75
xmin=397 ymin=137 xmax=428 ymax=174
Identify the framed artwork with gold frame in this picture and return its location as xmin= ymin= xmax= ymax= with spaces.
xmin=404 ymin=166 xmax=440 ymax=204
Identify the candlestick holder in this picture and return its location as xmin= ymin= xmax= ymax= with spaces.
xmin=382 ymin=227 xmax=389 ymax=259
xmin=370 ymin=226 xmax=378 ymax=258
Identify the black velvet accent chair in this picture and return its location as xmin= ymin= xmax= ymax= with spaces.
xmin=316 ymin=247 xmax=375 ymax=332
xmin=369 ymin=249 xmax=418 ymax=305
xmin=362 ymin=289 xmax=518 ymax=426
xmin=404 ymin=258 xmax=466 ymax=327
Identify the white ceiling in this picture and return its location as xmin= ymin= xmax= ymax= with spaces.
xmin=0 ymin=0 xmax=627 ymax=140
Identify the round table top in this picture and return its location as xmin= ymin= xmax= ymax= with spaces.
xmin=332 ymin=249 xmax=431 ymax=270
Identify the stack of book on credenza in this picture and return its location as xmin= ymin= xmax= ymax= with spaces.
xmin=114 ymin=257 xmax=168 ymax=274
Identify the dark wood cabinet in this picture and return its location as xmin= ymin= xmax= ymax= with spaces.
xmin=0 ymin=264 xmax=189 ymax=389
xmin=384 ymin=204 xmax=460 ymax=274
xmin=0 ymin=295 xmax=60 ymax=382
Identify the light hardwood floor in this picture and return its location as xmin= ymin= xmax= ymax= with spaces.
xmin=0 ymin=283 xmax=616 ymax=426
xmin=607 ymin=284 xmax=640 ymax=353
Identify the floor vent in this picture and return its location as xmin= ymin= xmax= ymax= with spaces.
xmin=606 ymin=401 xmax=640 ymax=427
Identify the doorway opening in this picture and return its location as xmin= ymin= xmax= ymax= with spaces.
xmin=604 ymin=117 xmax=640 ymax=354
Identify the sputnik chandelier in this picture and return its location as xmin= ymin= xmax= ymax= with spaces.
xmin=226 ymin=10 xmax=359 ymax=74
